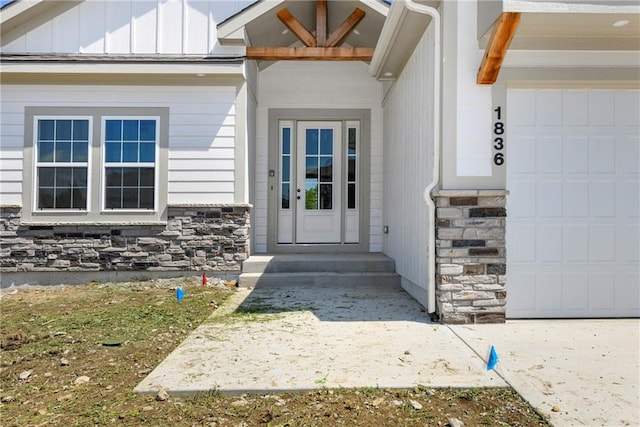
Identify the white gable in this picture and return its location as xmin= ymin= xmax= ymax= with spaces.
xmin=1 ymin=0 xmax=254 ymax=55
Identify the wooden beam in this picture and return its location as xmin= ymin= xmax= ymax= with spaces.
xmin=246 ymin=46 xmax=374 ymax=61
xmin=326 ymin=7 xmax=365 ymax=47
xmin=477 ymin=12 xmax=521 ymax=85
xmin=316 ymin=0 xmax=327 ymax=47
xmin=277 ymin=8 xmax=316 ymax=47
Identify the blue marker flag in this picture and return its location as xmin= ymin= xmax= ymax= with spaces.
xmin=487 ymin=345 xmax=499 ymax=371
xmin=176 ymin=287 xmax=185 ymax=302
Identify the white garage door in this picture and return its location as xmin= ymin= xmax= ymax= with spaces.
xmin=507 ymin=88 xmax=639 ymax=318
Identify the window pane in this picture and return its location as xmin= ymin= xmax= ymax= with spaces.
xmin=348 ymin=128 xmax=357 ymax=155
xmin=106 ymin=168 xmax=122 ymax=186
xmin=140 ymin=142 xmax=155 ymax=162
xmin=139 ymin=168 xmax=154 ymax=186
xmin=38 ymin=141 xmax=55 ymax=162
xmin=348 ymin=183 xmax=356 ymax=209
xmin=105 ymin=142 xmax=121 ymax=163
xmin=56 ymin=168 xmax=72 ymax=187
xmin=39 ymin=167 xmax=55 ymax=186
xmin=123 ymin=120 xmax=139 ymax=141
xmin=320 ymin=129 xmax=333 ymax=155
xmin=348 ymin=157 xmax=356 ymax=182
xmin=38 ymin=120 xmax=55 ymax=141
xmin=139 ymin=120 xmax=156 ymax=141
xmin=73 ymin=141 xmax=88 ymax=162
xmin=319 ymin=184 xmax=332 ymax=210
xmin=123 ymin=142 xmax=138 ymax=162
xmin=73 ymin=120 xmax=89 ymax=140
xmin=122 ymin=188 xmax=139 ymax=208
xmin=139 ymin=188 xmax=154 ymax=209
xmin=282 ymin=128 xmax=291 ymax=154
xmin=38 ymin=188 xmax=54 ymax=209
xmin=305 ymin=157 xmax=318 ymax=179
xmin=281 ymin=155 xmax=290 ymax=182
xmin=105 ymin=120 xmax=122 ymax=141
xmin=73 ymin=168 xmax=87 ymax=186
xmin=56 ymin=120 xmax=72 ymax=141
xmin=106 ymin=188 xmax=121 ymax=209
xmin=305 ymin=181 xmax=318 ymax=210
xmin=320 ymin=156 xmax=332 ymax=182
xmin=306 ymin=129 xmax=318 ymax=155
xmin=73 ymin=188 xmax=87 ymax=209
xmin=281 ymin=183 xmax=290 ymax=209
xmin=122 ymin=168 xmax=139 ymax=186
xmin=55 ymin=188 xmax=71 ymax=209
xmin=56 ymin=141 xmax=72 ymax=162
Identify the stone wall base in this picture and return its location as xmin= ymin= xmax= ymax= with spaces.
xmin=432 ymin=190 xmax=507 ymax=324
xmin=0 ymin=205 xmax=250 ymax=286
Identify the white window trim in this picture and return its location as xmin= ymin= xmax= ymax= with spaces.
xmin=32 ymin=115 xmax=93 ymax=213
xmin=100 ymin=116 xmax=160 ymax=213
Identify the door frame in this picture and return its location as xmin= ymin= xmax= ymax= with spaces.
xmin=267 ymin=109 xmax=371 ymax=253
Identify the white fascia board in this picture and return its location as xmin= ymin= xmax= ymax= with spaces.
xmin=217 ymin=0 xmax=286 ymax=41
xmin=369 ymin=0 xmax=408 ymax=78
xmin=504 ymin=0 xmax=640 ymax=13
xmin=0 ymin=0 xmax=44 ymax=24
xmin=360 ymin=0 xmax=390 ymax=16
xmin=0 ymin=62 xmax=245 ymax=75
xmin=503 ymin=49 xmax=640 ymax=68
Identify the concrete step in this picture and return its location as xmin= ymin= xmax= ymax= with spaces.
xmin=238 ymin=253 xmax=400 ymax=289
xmin=241 ymin=253 xmax=396 ymax=274
xmin=238 ymin=272 xmax=401 ymax=288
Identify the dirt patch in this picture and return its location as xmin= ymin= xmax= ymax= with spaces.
xmin=0 ymin=278 xmax=550 ymax=426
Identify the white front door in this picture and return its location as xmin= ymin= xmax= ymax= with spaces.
xmin=295 ymin=121 xmax=342 ymax=243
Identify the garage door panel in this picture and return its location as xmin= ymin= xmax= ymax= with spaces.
xmin=538 ymin=136 xmax=562 ymax=173
xmin=537 ymin=180 xmax=563 ymax=217
xmin=563 ymin=90 xmax=589 ymax=126
xmin=537 ymin=225 xmax=562 ymax=262
xmin=589 ymin=90 xmax=615 ymax=126
xmin=507 ymin=88 xmax=639 ymax=318
xmin=564 ymin=136 xmax=589 ymax=173
xmin=589 ymin=181 xmax=615 ymax=217
xmin=563 ymin=181 xmax=589 ymax=217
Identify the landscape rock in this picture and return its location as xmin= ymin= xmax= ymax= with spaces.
xmin=408 ymin=399 xmax=423 ymax=410
xmin=61 ymin=358 xmax=69 ymax=366
xmin=2 ymin=396 xmax=14 ymax=403
xmin=156 ymin=388 xmax=170 ymax=401
xmin=73 ymin=375 xmax=90 ymax=385
xmin=552 ymin=405 xmax=561 ymax=412
xmin=448 ymin=417 xmax=464 ymax=427
xmin=18 ymin=370 xmax=32 ymax=380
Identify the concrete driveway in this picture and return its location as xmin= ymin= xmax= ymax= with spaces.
xmin=450 ymin=319 xmax=640 ymax=426
xmin=136 ymin=284 xmax=640 ymax=426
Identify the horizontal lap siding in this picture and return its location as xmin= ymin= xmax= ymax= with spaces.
xmin=0 ymin=84 xmax=238 ymax=205
xmin=2 ymin=0 xmax=251 ymax=55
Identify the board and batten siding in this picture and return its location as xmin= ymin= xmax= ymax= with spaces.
xmin=382 ymin=24 xmax=436 ymax=308
xmin=0 ymin=84 xmax=238 ymax=206
xmin=1 ymin=0 xmax=252 ymax=55
xmin=255 ymin=61 xmax=384 ymax=253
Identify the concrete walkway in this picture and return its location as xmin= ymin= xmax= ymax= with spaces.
xmin=135 ymin=284 xmax=640 ymax=426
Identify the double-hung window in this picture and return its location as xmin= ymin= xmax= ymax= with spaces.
xmin=34 ymin=117 xmax=90 ymax=210
xmin=103 ymin=118 xmax=158 ymax=210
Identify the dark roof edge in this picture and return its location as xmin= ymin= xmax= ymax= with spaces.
xmin=0 ymin=54 xmax=245 ymax=64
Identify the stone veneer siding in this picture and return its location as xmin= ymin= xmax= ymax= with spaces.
xmin=0 ymin=205 xmax=250 ymax=281
xmin=432 ymin=190 xmax=507 ymax=324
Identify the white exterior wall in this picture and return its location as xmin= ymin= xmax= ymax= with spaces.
xmin=1 ymin=0 xmax=252 ymax=55
xmin=0 ymin=84 xmax=238 ymax=205
xmin=255 ymin=61 xmax=383 ymax=253
xmin=382 ymin=25 xmax=435 ymax=308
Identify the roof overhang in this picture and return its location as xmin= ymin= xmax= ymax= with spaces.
xmin=369 ymin=0 xmax=440 ymax=80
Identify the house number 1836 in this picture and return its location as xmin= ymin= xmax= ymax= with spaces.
xmin=493 ymin=106 xmax=505 ymax=166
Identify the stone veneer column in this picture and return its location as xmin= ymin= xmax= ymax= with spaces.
xmin=432 ymin=190 xmax=507 ymax=324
